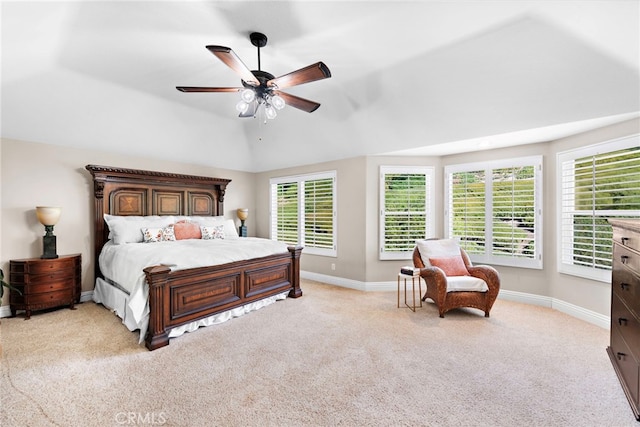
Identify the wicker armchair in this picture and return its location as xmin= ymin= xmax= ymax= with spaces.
xmin=413 ymin=239 xmax=500 ymax=318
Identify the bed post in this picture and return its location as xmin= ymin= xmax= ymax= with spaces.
xmin=143 ymin=265 xmax=171 ymax=350
xmin=288 ymin=246 xmax=303 ymax=298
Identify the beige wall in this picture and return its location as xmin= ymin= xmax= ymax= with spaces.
xmin=0 ymin=138 xmax=257 ymax=304
xmin=2 ymin=117 xmax=639 ymax=318
xmin=252 ymin=118 xmax=639 ymax=317
xmin=255 ymin=157 xmax=367 ymax=281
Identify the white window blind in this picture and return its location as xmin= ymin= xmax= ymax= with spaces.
xmin=445 ymin=156 xmax=542 ymax=269
xmin=379 ymin=166 xmax=434 ymax=260
xmin=270 ymin=171 xmax=337 ymax=257
xmin=558 ymin=135 xmax=640 ymax=282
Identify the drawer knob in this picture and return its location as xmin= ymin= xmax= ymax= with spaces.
xmin=618 ymin=318 xmax=628 ymax=326
xmin=620 ymin=255 xmax=629 ymax=264
xmin=621 ymin=237 xmax=629 ymax=246
xmin=620 ymin=283 xmax=630 ymax=291
xmin=616 ymin=352 xmax=627 ymax=361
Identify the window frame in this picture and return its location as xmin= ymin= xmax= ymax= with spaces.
xmin=270 ymin=171 xmax=337 ymax=257
xmin=379 ymin=165 xmax=435 ymax=260
xmin=556 ymin=134 xmax=640 ymax=282
xmin=444 ymin=155 xmax=543 ymax=269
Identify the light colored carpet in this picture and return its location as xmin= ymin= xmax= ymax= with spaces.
xmin=0 ymin=280 xmax=637 ymax=427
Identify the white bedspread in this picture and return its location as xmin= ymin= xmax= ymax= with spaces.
xmin=95 ymin=238 xmax=290 ymax=342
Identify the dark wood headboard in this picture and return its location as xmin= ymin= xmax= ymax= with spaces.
xmin=85 ymin=165 xmax=231 ymax=279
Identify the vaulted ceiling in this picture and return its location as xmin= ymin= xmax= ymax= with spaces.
xmin=2 ymin=1 xmax=638 ymax=172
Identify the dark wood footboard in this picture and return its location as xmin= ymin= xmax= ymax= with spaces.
xmin=143 ymin=246 xmax=302 ymax=350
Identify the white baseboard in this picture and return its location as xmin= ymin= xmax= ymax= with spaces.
xmin=2 ymin=275 xmax=610 ymax=330
xmin=301 ymin=271 xmax=610 ymax=330
xmin=0 ymin=291 xmax=94 ymax=319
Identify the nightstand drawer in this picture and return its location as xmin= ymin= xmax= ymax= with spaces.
xmin=11 ymin=269 xmax=75 ymax=285
xmin=24 ymin=288 xmax=74 ymax=305
xmin=23 ymin=278 xmax=75 ymax=294
xmin=612 ymin=293 xmax=640 ymax=356
xmin=24 ymin=258 xmax=78 ymax=274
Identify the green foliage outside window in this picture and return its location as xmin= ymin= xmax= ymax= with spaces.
xmin=384 ymin=173 xmax=427 ymax=252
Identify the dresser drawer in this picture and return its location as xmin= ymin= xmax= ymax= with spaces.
xmin=612 ymin=293 xmax=640 ymax=356
xmin=611 ymin=326 xmax=640 ymax=406
xmin=613 ymin=254 xmax=640 ymax=314
xmin=615 ymin=243 xmax=640 ymax=275
xmin=615 ymin=227 xmax=640 ymax=254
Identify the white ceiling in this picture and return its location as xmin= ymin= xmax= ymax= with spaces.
xmin=2 ymin=1 xmax=639 ymax=172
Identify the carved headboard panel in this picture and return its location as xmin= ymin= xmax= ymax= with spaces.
xmin=85 ymin=165 xmax=231 ymax=279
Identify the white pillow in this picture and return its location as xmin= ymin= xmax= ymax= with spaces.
xmin=190 ymin=216 xmax=239 ymax=240
xmin=415 ymin=239 xmax=461 ymax=267
xmin=104 ymin=214 xmax=174 ymax=244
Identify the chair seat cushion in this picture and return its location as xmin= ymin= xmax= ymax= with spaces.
xmin=446 ymin=276 xmax=489 ymax=292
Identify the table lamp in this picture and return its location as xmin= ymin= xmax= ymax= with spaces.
xmin=36 ymin=206 xmax=62 ymax=259
xmin=237 ymin=208 xmax=248 ymax=237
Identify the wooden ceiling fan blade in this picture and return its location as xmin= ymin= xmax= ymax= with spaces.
xmin=176 ymin=87 xmax=242 ymax=93
xmin=268 ymin=62 xmax=331 ymax=90
xmin=206 ymin=46 xmax=259 ymax=86
xmin=275 ymin=91 xmax=321 ymax=113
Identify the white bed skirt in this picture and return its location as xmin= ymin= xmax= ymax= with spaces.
xmin=93 ymin=278 xmax=288 ymax=344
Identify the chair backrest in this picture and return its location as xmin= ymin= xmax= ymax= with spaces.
xmin=414 ymin=238 xmax=473 ymax=276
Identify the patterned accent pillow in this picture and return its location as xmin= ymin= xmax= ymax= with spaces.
xmin=141 ymin=227 xmax=163 ymax=243
xmin=201 ymin=225 xmax=225 ymax=240
xmin=162 ymin=224 xmax=176 ymax=241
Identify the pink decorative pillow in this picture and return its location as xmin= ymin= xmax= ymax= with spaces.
xmin=173 ymin=221 xmax=202 ymax=240
xmin=428 ymin=256 xmax=469 ymax=276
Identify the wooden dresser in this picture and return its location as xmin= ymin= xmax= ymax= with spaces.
xmin=608 ymin=219 xmax=640 ymax=421
xmin=9 ymin=254 xmax=81 ymax=319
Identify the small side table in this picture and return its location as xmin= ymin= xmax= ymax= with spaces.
xmin=9 ymin=254 xmax=81 ymax=319
xmin=397 ymin=273 xmax=422 ymax=312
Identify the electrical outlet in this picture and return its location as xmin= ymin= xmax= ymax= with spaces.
xmin=331 ymin=263 xmax=336 ymax=271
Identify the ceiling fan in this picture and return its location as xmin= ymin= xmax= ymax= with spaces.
xmin=177 ymin=32 xmax=331 ymax=120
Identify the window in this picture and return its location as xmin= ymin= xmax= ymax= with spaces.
xmin=558 ymin=135 xmax=640 ymax=282
xmin=379 ymin=166 xmax=434 ymax=260
xmin=270 ymin=171 xmax=336 ymax=257
xmin=445 ymin=156 xmax=543 ymax=269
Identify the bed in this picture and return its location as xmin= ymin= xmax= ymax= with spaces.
xmin=85 ymin=165 xmax=302 ymax=350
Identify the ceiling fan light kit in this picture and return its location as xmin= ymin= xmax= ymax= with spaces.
xmin=177 ymin=32 xmax=331 ymax=121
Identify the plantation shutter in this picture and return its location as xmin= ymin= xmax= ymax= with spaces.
xmin=445 ymin=156 xmax=542 ymax=269
xmin=273 ymin=182 xmax=299 ymax=245
xmin=304 ymin=177 xmax=334 ymax=250
xmin=492 ymin=166 xmax=536 ymax=259
xmin=448 ymin=170 xmax=486 ymax=255
xmin=380 ymin=167 xmax=433 ymax=260
xmin=270 ymin=171 xmax=337 ymax=257
xmin=559 ymin=138 xmax=640 ymax=280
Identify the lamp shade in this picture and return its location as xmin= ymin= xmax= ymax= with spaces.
xmin=237 ymin=208 xmax=249 ymax=221
xmin=36 ymin=206 xmax=62 ymax=226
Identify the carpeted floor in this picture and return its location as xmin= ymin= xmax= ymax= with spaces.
xmin=0 ymin=280 xmax=637 ymax=426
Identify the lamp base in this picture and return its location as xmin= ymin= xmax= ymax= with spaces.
xmin=42 ymin=235 xmax=58 ymax=259
xmin=239 ymin=225 xmax=247 ymax=238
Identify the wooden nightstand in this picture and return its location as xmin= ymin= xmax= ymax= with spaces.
xmin=9 ymin=254 xmax=81 ymax=319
